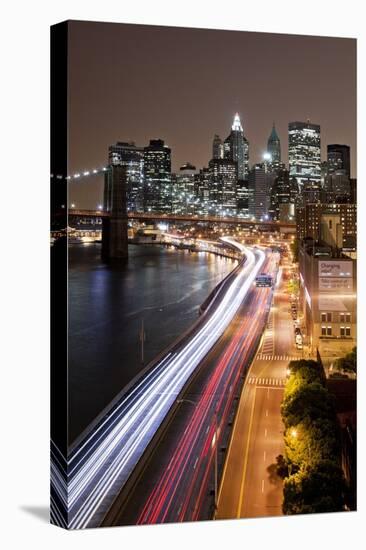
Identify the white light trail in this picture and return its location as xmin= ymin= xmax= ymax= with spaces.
xmin=52 ymin=241 xmax=266 ymax=529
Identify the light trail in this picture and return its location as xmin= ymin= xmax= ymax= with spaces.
xmin=51 ymin=240 xmax=266 ymax=529
xmin=136 ymin=252 xmax=277 ymax=524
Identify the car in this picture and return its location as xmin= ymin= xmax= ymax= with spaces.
xmin=296 ymin=342 xmax=303 ymax=350
xmin=295 ymin=332 xmax=302 ymax=343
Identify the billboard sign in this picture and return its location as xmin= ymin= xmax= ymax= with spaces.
xmin=319 ymin=277 xmax=353 ymax=291
xmin=318 ymin=260 xmax=353 ymax=278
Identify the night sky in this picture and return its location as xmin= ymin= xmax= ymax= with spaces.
xmin=68 ymin=20 xmax=356 ymax=209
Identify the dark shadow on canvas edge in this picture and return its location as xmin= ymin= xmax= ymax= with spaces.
xmin=19 ymin=505 xmax=49 ymax=524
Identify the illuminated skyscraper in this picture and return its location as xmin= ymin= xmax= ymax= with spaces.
xmin=196 ymin=167 xmax=211 ymax=215
xmin=212 ymin=134 xmax=224 ymax=159
xmin=176 ymin=162 xmax=197 ymax=214
xmin=248 ymin=163 xmax=272 ymax=220
xmin=208 ymin=158 xmax=237 ymax=215
xmin=108 ymin=141 xmax=144 ymax=211
xmin=327 ymin=144 xmax=351 ymax=177
xmin=268 ymin=168 xmax=299 ymax=221
xmin=143 ymin=139 xmax=171 ymax=213
xmin=267 ymin=123 xmax=281 ymax=167
xmin=224 ymin=113 xmax=249 ymax=180
xmin=236 ymin=179 xmax=250 ymax=217
xmin=288 ymin=121 xmax=321 ymax=189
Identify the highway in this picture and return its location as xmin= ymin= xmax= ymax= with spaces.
xmin=103 ymin=248 xmax=279 ymax=526
xmin=51 ymin=239 xmax=266 ymax=529
xmin=217 ymin=254 xmax=300 ymax=519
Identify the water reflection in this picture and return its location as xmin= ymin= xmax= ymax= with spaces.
xmin=68 ymin=243 xmax=235 ymax=443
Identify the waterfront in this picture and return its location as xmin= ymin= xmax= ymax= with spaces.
xmin=68 ymin=243 xmax=236 ymax=443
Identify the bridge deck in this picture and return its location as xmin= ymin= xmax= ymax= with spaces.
xmin=67 ymin=209 xmax=296 ymax=229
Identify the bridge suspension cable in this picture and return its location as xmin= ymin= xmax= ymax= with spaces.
xmin=50 ymin=165 xmax=111 ymax=181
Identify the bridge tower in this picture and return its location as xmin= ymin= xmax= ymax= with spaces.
xmin=101 ymin=164 xmax=128 ymax=260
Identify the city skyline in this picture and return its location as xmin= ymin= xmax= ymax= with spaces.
xmin=68 ymin=21 xmax=356 ymax=208
xmin=68 ymin=112 xmax=357 ymax=211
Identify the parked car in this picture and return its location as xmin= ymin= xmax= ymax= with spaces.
xmin=295 ymin=334 xmax=303 ymax=345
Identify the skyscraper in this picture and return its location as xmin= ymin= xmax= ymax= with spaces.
xmin=143 ymin=139 xmax=171 ymax=213
xmin=196 ymin=167 xmax=211 ymax=215
xmin=327 ymin=144 xmax=351 ymax=178
xmin=108 ymin=141 xmax=144 ymax=211
xmin=267 ymin=123 xmax=281 ymax=166
xmin=288 ymin=121 xmax=321 ymax=189
xmin=224 ymin=113 xmax=249 ymax=180
xmin=175 ymin=162 xmax=197 ymax=214
xmin=236 ymin=179 xmax=250 ymax=217
xmin=212 ymin=134 xmax=224 ymax=159
xmin=323 ymin=173 xmax=351 ymax=202
xmin=208 ymin=158 xmax=237 ymax=215
xmin=268 ymin=168 xmax=299 ymax=221
xmin=248 ymin=163 xmax=272 ymax=220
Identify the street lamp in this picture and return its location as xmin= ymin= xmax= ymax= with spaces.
xmin=290 ymin=428 xmax=311 ymax=461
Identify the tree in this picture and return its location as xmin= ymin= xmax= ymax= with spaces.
xmin=287 ymin=359 xmax=326 ymax=386
xmin=281 ymin=382 xmax=335 ymax=428
xmin=281 ymin=359 xmax=344 ymax=515
xmin=283 ymin=460 xmax=345 ymax=515
xmin=284 ymin=418 xmax=339 ymax=469
xmin=335 ymin=347 xmax=357 ymax=374
xmin=287 ymin=278 xmax=299 ymax=296
xmin=290 ymin=238 xmax=299 ymax=262
xmin=275 ymin=454 xmax=289 ymax=479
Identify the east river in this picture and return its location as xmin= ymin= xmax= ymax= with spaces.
xmin=68 ymin=243 xmax=237 ymax=443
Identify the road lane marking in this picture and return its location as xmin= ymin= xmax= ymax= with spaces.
xmin=237 ymin=387 xmax=257 ymax=518
xmin=264 ymin=428 xmax=267 ymax=437
xmin=261 ymin=479 xmax=265 ymax=493
xmin=217 ymin=379 xmax=254 ymax=508
xmin=263 ymin=451 xmax=266 ymax=462
xmin=266 ymin=409 xmax=268 ymax=417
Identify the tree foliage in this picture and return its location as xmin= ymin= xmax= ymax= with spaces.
xmin=335 ymin=346 xmax=357 ymax=374
xmin=283 ymin=461 xmax=345 ymax=515
xmin=281 ymin=382 xmax=335 ymax=428
xmin=287 ymin=359 xmax=326 ymax=386
xmin=284 ymin=418 xmax=339 ymax=468
xmin=290 ymin=238 xmax=299 ymax=262
xmin=287 ymin=278 xmax=299 ymax=296
xmin=280 ymin=359 xmax=345 ymax=514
